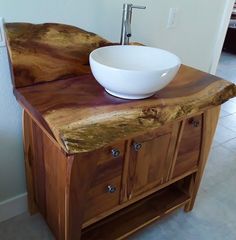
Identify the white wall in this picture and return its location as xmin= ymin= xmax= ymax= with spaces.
xmin=1 ymin=0 xmax=233 ymax=72
xmin=0 ymin=47 xmax=25 ymax=202
xmin=0 ymin=0 xmax=101 ymax=206
xmin=92 ymin=0 xmax=233 ymax=73
xmin=0 ymin=0 xmax=233 ymax=213
xmin=0 ymin=0 xmax=102 ymax=36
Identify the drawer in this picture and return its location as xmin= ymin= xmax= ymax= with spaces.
xmin=173 ymin=115 xmax=203 ymax=178
xmin=83 ymin=143 xmax=124 ymax=222
xmin=83 ymin=175 xmax=121 ymax=222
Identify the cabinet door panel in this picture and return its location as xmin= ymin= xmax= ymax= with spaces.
xmin=127 ymin=125 xmax=177 ymax=199
xmin=172 ymin=115 xmax=202 ymax=178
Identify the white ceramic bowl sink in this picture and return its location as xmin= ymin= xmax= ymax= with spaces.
xmin=89 ymin=45 xmax=181 ymax=99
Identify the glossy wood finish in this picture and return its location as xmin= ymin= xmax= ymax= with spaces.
xmin=83 ymin=143 xmax=125 ymax=221
xmin=185 ymin=106 xmax=220 ymax=212
xmin=67 ymin=153 xmax=97 ymax=240
xmin=82 ymin=168 xmax=198 ymax=230
xmin=23 ymin=111 xmax=68 ymax=240
xmin=172 ymin=114 xmax=203 ymax=178
xmin=14 ymin=66 xmax=236 ymax=154
xmin=127 ymin=123 xmax=179 ymax=199
xmin=23 ymin=104 xmax=222 ymax=240
xmin=22 ymin=110 xmax=38 ymax=214
xmin=82 ymin=183 xmax=191 ymax=240
xmin=9 ymin=23 xmax=236 ymax=240
xmin=5 ymin=23 xmax=109 ymax=88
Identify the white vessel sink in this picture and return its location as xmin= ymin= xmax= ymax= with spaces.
xmin=89 ymin=45 xmax=181 ymax=99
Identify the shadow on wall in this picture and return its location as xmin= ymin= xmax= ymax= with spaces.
xmin=0 ymin=46 xmax=25 ymax=202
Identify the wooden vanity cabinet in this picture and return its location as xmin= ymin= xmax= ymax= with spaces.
xmin=23 ymin=106 xmax=220 ymax=240
xmin=79 ymin=110 xmax=219 ymax=240
xmin=6 ymin=22 xmax=235 ymax=240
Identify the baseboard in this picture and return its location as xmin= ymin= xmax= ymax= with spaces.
xmin=0 ymin=193 xmax=28 ymax=223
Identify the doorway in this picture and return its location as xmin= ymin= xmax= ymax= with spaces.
xmin=213 ymin=1 xmax=236 ymax=154
xmin=216 ymin=1 xmax=236 ymax=84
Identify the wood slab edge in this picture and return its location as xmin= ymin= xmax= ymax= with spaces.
xmin=44 ymin=80 xmax=236 ymax=154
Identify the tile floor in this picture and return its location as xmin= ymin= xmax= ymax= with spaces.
xmin=0 ymin=52 xmax=236 ymax=240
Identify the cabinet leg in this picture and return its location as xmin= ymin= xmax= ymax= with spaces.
xmin=22 ymin=110 xmax=38 ymax=214
xmin=184 ymin=202 xmax=194 ymax=212
xmin=66 ymin=155 xmax=97 ymax=240
xmin=184 ymin=174 xmax=197 ymax=212
xmin=184 ymin=106 xmax=220 ymax=212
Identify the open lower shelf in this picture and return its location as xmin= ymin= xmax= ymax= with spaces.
xmin=81 ymin=184 xmax=190 ymax=240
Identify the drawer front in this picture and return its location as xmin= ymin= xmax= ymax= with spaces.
xmin=84 ymin=176 xmax=121 ymax=222
xmin=173 ymin=115 xmax=203 ymax=178
xmin=83 ymin=143 xmax=124 ymax=222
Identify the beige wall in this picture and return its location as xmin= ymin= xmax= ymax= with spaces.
xmin=92 ymin=0 xmax=232 ymax=72
xmin=0 ymin=0 xmax=232 ymax=203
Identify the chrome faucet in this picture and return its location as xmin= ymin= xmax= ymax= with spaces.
xmin=120 ymin=3 xmax=146 ymax=45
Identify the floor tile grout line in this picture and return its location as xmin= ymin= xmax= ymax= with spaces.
xmin=216 ymin=143 xmax=236 ymax=154
xmin=220 ymin=136 xmax=236 ymax=144
xmin=219 ymin=110 xmax=236 ymax=119
xmin=218 ymin=124 xmax=236 ymax=134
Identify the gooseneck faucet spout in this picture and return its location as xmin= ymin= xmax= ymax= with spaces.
xmin=120 ymin=3 xmax=146 ymax=45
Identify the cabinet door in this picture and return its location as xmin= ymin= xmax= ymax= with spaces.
xmin=127 ymin=124 xmax=178 ymax=199
xmin=172 ymin=114 xmax=203 ymax=178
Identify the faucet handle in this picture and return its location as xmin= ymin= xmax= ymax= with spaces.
xmin=131 ymin=5 xmax=146 ymax=10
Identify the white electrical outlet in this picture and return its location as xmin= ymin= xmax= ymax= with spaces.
xmin=167 ymin=8 xmax=178 ymax=29
xmin=0 ymin=17 xmax=6 ymax=47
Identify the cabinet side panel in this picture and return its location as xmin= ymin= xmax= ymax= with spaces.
xmin=32 ymin=121 xmax=46 ymax=216
xmin=185 ymin=106 xmax=220 ymax=211
xmin=67 ymin=153 xmax=98 ymax=240
xmin=43 ymin=133 xmax=67 ymax=240
xmin=22 ymin=110 xmax=38 ymax=214
xmin=23 ymin=111 xmax=67 ymax=240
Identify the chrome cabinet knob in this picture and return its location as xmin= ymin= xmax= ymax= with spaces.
xmin=107 ymin=185 xmax=116 ymax=193
xmin=190 ymin=119 xmax=200 ymax=127
xmin=133 ymin=142 xmax=142 ymax=151
xmin=111 ymin=148 xmax=120 ymax=158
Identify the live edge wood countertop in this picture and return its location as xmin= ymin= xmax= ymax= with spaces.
xmin=6 ymin=23 xmax=236 ymax=154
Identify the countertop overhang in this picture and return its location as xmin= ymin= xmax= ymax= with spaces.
xmin=14 ymin=65 xmax=236 ymax=154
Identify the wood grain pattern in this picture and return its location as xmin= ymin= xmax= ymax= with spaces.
xmin=23 ymin=111 xmax=68 ymax=239
xmin=81 ymin=184 xmax=191 ymax=240
xmin=10 ymin=22 xmax=236 ymax=240
xmin=14 ymin=66 xmax=236 ymax=154
xmin=22 ymin=110 xmax=38 ymax=214
xmin=172 ymin=114 xmax=203 ymax=178
xmin=184 ymin=106 xmax=220 ymax=212
xmin=6 ymin=23 xmax=236 ymax=155
xmin=67 ymin=154 xmax=97 ymax=240
xmin=127 ymin=123 xmax=178 ymax=199
xmin=5 ymin=22 xmax=109 ymax=88
xmin=22 ymin=107 xmax=219 ymax=240
xmin=83 ymin=142 xmax=124 ymax=221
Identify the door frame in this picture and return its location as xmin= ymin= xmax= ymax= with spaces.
xmin=210 ymin=0 xmax=235 ymax=74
